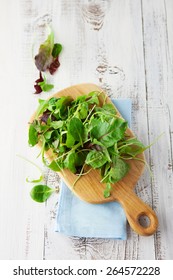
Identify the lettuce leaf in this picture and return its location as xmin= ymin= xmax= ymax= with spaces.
xmin=34 ymin=31 xmax=54 ymax=72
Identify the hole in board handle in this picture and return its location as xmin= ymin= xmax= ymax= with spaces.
xmin=138 ymin=214 xmax=151 ymax=228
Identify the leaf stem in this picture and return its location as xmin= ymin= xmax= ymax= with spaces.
xmin=72 ymin=164 xmax=86 ymax=188
xmin=83 ymin=104 xmax=96 ymax=124
xmin=17 ymin=154 xmax=44 ymax=183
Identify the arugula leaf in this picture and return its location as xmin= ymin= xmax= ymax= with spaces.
xmin=28 ymin=124 xmax=38 ymax=146
xmin=30 ymin=185 xmax=54 ymax=203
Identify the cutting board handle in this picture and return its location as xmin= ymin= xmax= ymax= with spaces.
xmin=114 ymin=185 xmax=158 ymax=236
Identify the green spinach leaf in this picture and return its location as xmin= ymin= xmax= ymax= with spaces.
xmin=91 ymin=118 xmax=127 ymax=148
xmin=48 ymin=160 xmax=61 ymax=171
xmin=30 ymin=185 xmax=54 ymax=203
xmin=66 ymin=132 xmax=75 ymax=148
xmin=52 ymin=43 xmax=62 ymax=58
xmin=68 ymin=117 xmax=84 ymax=144
xmin=64 ymin=152 xmax=80 ymax=173
xmin=85 ymin=150 xmax=108 ymax=169
xmin=109 ymin=159 xmax=129 ymax=183
xmin=28 ymin=124 xmax=38 ymax=146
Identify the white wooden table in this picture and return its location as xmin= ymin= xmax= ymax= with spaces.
xmin=0 ymin=0 xmax=173 ymax=260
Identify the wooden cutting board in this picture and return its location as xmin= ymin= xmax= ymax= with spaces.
xmin=30 ymin=83 xmax=158 ymax=236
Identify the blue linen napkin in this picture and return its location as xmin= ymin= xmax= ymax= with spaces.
xmin=55 ymin=99 xmax=131 ymax=239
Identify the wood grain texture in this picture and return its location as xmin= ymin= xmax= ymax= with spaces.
xmin=0 ymin=0 xmax=172 ymax=260
xmin=141 ymin=0 xmax=173 ymax=259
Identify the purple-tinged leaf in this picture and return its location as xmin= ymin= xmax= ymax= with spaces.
xmin=34 ymin=72 xmax=44 ymax=94
xmin=48 ymin=57 xmax=60 ymax=75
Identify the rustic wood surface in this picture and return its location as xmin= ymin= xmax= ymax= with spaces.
xmin=0 ymin=0 xmax=173 ymax=259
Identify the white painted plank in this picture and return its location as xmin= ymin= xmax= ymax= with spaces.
xmin=141 ymin=0 xmax=173 ymax=259
xmin=165 ymin=0 xmax=173 ymax=168
xmin=0 ymin=0 xmax=45 ymax=259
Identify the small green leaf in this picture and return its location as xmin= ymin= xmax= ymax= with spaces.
xmin=78 ymin=102 xmax=88 ymax=119
xmin=50 ymin=121 xmax=63 ymax=129
xmin=102 ymin=103 xmax=117 ymax=114
xmin=104 ymin=189 xmax=111 ymax=198
xmin=52 ymin=43 xmax=62 ymax=58
xmin=35 ymin=99 xmax=49 ymax=119
xmin=38 ymin=77 xmax=54 ymax=92
xmin=68 ymin=117 xmax=84 ymax=144
xmin=28 ymin=124 xmax=38 ymax=146
xmin=91 ymin=118 xmax=127 ymax=148
xmin=44 ymin=130 xmax=54 ymax=140
xmin=75 ymin=95 xmax=87 ymax=103
xmin=64 ymin=152 xmax=80 ymax=173
xmin=30 ymin=185 xmax=54 ymax=203
xmin=48 ymin=160 xmax=61 ymax=171
xmin=66 ymin=132 xmax=75 ymax=148
xmin=109 ymin=159 xmax=129 ymax=183
xmin=52 ymin=139 xmax=59 ymax=149
xmin=41 ymin=83 xmax=54 ymax=92
xmin=55 ymin=96 xmax=71 ymax=109
xmin=47 ymin=97 xmax=58 ymax=111
xmin=85 ymin=150 xmax=107 ymax=169
xmin=104 ymin=183 xmax=112 ymax=198
xmin=87 ymin=91 xmax=99 ymax=105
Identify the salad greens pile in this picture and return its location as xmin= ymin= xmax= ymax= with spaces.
xmin=28 ymin=91 xmax=146 ymax=198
